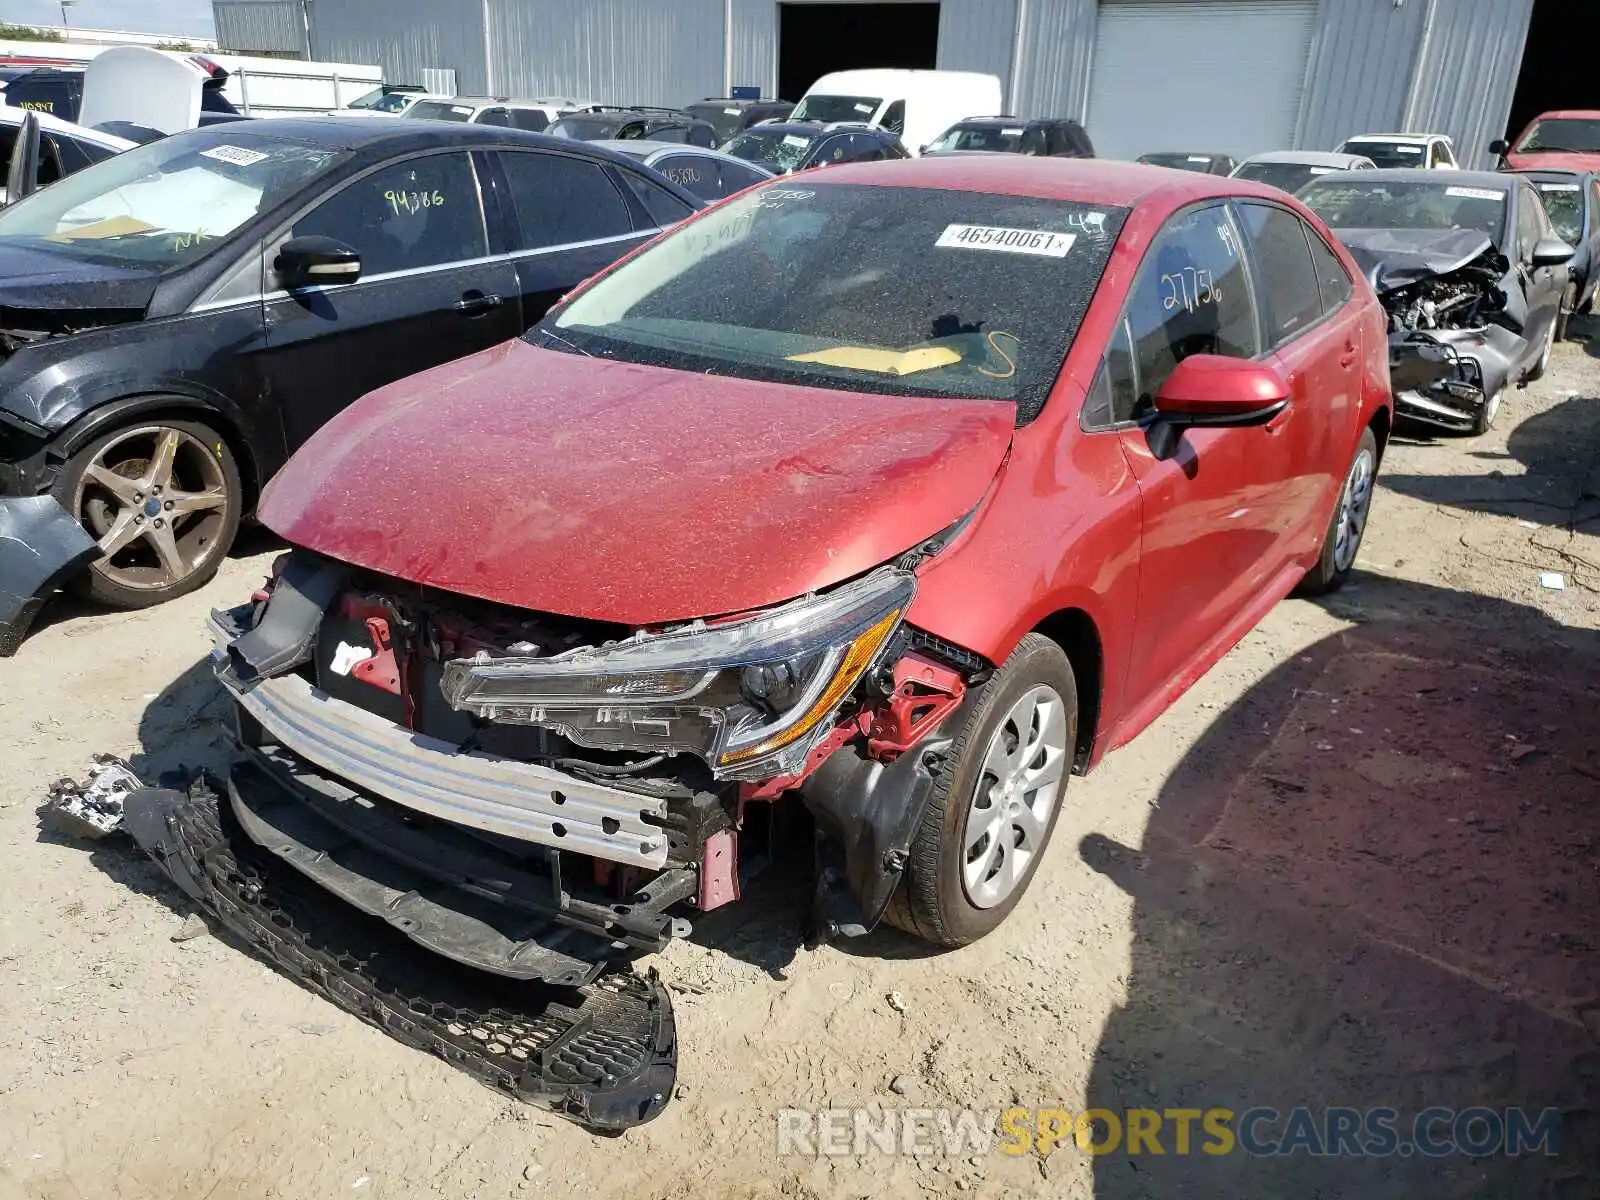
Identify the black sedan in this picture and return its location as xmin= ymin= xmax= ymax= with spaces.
xmin=1509 ymin=168 xmax=1600 ymax=338
xmin=922 ymin=116 xmax=1093 ymax=158
xmin=0 ymin=118 xmax=702 ymax=651
xmin=719 ymin=120 xmax=907 ymax=174
xmin=547 ymin=106 xmax=717 ymax=148
xmin=1136 ymin=151 xmax=1237 ymax=175
xmin=682 ymin=97 xmax=793 ymax=143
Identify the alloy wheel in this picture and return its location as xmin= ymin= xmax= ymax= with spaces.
xmin=74 ymin=425 xmax=233 ymax=593
xmin=1332 ymin=445 xmax=1375 ymax=573
xmin=960 ymin=684 xmax=1069 ymax=909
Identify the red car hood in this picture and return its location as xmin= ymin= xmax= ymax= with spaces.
xmin=259 ymin=340 xmax=1014 ymax=624
xmin=1505 ymin=150 xmax=1600 ymax=172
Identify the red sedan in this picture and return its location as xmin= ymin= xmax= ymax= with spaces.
xmin=162 ymin=157 xmax=1392 ymax=969
xmin=1494 ymin=109 xmax=1600 ymax=173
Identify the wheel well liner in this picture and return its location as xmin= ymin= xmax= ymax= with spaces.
xmin=1369 ymin=405 xmax=1392 ymax=460
xmin=1030 ymin=608 xmax=1102 ymax=773
xmin=57 ymin=396 xmax=262 ymax=510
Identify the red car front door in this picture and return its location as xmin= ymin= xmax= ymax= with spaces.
xmin=1090 ymin=203 xmax=1305 ymax=727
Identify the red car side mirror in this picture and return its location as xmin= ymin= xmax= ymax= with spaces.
xmin=1153 ymin=354 xmax=1291 ymax=425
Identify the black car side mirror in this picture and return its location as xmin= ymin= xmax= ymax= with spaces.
xmin=275 ymin=235 xmax=362 ymax=289
xmin=1531 ymin=236 xmax=1575 ymax=267
xmin=1489 ymin=138 xmax=1509 ymax=157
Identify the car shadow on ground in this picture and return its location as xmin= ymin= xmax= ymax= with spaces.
xmin=1081 ymin=572 xmax=1600 ymax=1198
xmin=1380 ymin=392 xmax=1600 ymax=528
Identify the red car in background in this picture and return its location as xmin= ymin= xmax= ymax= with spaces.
xmin=1494 ymin=109 xmax=1600 ymax=172
xmin=127 ymin=158 xmax=1392 ymax=1122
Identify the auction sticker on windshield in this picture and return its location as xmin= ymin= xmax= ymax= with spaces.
xmin=936 ymin=225 xmax=1076 ymax=257
xmin=1538 ymin=182 xmax=1580 ymax=191
xmin=200 ymin=145 xmax=269 ymax=167
xmin=1445 ymin=186 xmax=1504 ymax=201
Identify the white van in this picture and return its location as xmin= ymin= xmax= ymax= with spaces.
xmin=791 ymin=69 xmax=1003 ymax=156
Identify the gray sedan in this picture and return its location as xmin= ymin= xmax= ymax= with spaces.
xmin=589 ymin=139 xmax=774 ymax=202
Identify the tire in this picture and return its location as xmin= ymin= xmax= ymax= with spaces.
xmin=51 ymin=416 xmax=242 ymax=609
xmin=1469 ymin=385 xmax=1503 ymax=436
xmin=1556 ymin=282 xmax=1578 ymax=342
xmin=1299 ymin=426 xmax=1378 ymax=596
xmin=882 ymin=633 xmax=1077 ymax=947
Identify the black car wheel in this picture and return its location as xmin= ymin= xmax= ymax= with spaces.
xmin=54 ymin=417 xmax=242 ymax=608
xmin=883 ymin=634 xmax=1077 ymax=947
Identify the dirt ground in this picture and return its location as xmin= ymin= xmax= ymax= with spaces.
xmin=2 ymin=329 xmax=1598 ymax=1200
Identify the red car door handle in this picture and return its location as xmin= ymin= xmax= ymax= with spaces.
xmin=1340 ymin=339 xmax=1357 ymax=368
xmin=455 ymin=291 xmax=503 ymax=315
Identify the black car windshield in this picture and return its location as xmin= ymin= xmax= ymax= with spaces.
xmin=1232 ymin=161 xmax=1340 ymax=194
xmin=1531 ymin=180 xmax=1585 ymax=243
xmin=791 ymin=94 xmax=880 ymax=123
xmin=548 ymin=115 xmax=619 ymax=140
xmin=538 ymin=183 xmax=1126 ymax=418
xmin=1515 ymin=118 xmax=1600 ymax=154
xmin=722 ymin=128 xmax=817 ymax=173
xmin=685 ymin=103 xmax=746 ymax=143
xmin=928 ymin=123 xmax=1025 ymax=153
xmin=1300 ymin=179 xmax=1508 ymax=243
xmin=409 ymin=100 xmax=477 ymax=122
xmin=1339 ymin=140 xmax=1428 ymax=168
xmin=0 ymin=131 xmax=341 ymax=268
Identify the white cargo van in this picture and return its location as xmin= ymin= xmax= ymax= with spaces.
xmin=791 ymin=69 xmax=1002 ymax=156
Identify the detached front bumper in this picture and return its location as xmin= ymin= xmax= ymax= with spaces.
xmin=121 ymin=777 xmax=677 ymax=1132
xmin=0 ymin=494 xmax=96 ymax=656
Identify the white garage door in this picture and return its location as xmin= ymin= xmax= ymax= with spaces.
xmin=1087 ymin=0 xmax=1317 ymax=162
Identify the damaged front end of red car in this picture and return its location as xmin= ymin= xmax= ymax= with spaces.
xmin=113 ymin=509 xmax=993 ymax=1127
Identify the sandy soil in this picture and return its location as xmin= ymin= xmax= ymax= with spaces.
xmin=1 ymin=330 xmax=1598 ymax=1200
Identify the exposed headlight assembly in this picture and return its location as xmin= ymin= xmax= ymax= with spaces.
xmin=439 ymin=569 xmax=914 ymax=780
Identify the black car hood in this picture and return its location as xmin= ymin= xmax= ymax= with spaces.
xmin=0 ymin=242 xmax=159 ymax=329
xmin=1334 ymin=227 xmax=1499 ymax=292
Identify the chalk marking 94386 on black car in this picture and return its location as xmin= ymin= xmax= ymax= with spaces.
xmin=0 ymin=117 xmax=703 ymax=654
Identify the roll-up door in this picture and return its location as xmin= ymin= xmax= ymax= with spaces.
xmin=1087 ymin=1 xmax=1317 ymax=162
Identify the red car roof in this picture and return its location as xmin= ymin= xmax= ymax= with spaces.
xmin=1529 ymin=110 xmax=1600 ymax=121
xmin=803 ymin=154 xmax=1290 ymax=209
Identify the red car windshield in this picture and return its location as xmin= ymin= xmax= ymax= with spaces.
xmin=1515 ymin=118 xmax=1600 ymax=154
xmin=539 ymin=183 xmax=1126 ymax=421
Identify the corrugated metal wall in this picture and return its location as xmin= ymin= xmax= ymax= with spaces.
xmin=214 ymin=0 xmax=306 ymax=55
xmin=727 ymin=0 xmax=776 ymax=95
xmin=1295 ymin=0 xmax=1428 ymax=151
xmin=935 ymin=0 xmax=1020 ymax=102
xmin=1405 ymin=0 xmax=1534 ymax=170
xmin=309 ymin=0 xmax=489 ymax=93
xmin=486 ymin=0 xmax=725 ymax=104
xmin=1009 ymin=0 xmax=1095 ymax=121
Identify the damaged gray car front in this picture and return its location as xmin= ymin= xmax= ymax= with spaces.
xmin=1300 ymin=170 xmax=1572 ymax=434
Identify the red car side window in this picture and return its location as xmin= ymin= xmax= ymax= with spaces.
xmin=1237 ymin=201 xmax=1322 ymax=348
xmin=1124 ymin=205 xmax=1259 ymax=416
xmin=1303 ymin=225 xmax=1352 ymax=312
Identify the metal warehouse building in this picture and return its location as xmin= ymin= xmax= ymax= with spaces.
xmin=214 ymin=0 xmax=1584 ymax=169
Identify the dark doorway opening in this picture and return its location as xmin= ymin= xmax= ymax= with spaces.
xmin=777 ymin=3 xmax=940 ymax=103
xmin=1504 ymin=0 xmax=1600 ymax=140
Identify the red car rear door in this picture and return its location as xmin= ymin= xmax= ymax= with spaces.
xmin=1234 ymin=200 xmax=1362 ymax=562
